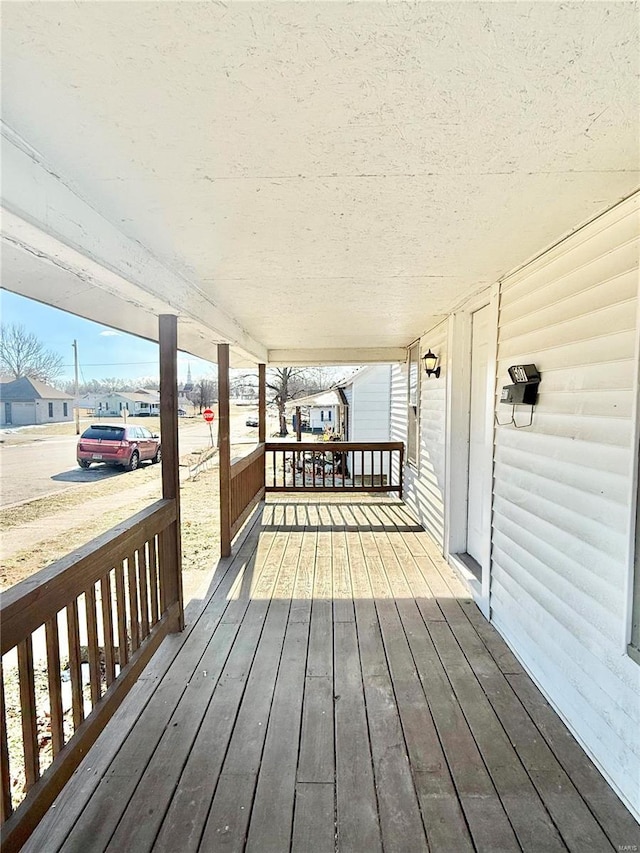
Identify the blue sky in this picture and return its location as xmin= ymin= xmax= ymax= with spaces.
xmin=0 ymin=290 xmax=216 ymax=384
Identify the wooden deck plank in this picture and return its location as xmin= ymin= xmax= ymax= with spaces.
xmin=153 ymin=513 xmax=290 ymax=853
xmin=350 ymin=531 xmax=429 ymax=853
xmin=442 ymin=617 xmax=618 ymax=852
xmin=427 ymin=619 xmax=567 ymax=852
xmin=152 ymin=599 xmax=270 ymax=853
xmin=507 ymin=673 xmax=640 ymax=851
xmin=357 ymin=532 xmax=474 ymax=853
xmin=104 ymin=618 xmax=247 ymax=852
xmin=334 ymin=618 xmax=382 ymax=853
xmin=197 ymin=551 xmax=293 ymax=852
xmin=297 ymin=675 xmax=334 ymax=784
xmin=378 ymin=510 xmax=564 ymax=851
xmin=246 ymin=618 xmax=310 ymax=852
xmin=291 ymin=782 xmax=335 ymax=853
xmin=332 ymin=524 xmax=354 ymax=623
xmin=197 ymin=605 xmax=290 ymax=851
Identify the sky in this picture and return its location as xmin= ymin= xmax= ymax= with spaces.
xmin=0 ymin=290 xmax=217 ymax=385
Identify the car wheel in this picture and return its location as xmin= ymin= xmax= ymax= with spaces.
xmin=127 ymin=451 xmax=140 ymax=472
xmin=152 ymin=446 xmax=161 ymax=464
xmin=78 ymin=460 xmax=91 ymax=469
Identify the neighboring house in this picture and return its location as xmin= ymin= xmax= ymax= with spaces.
xmin=0 ymin=377 xmax=73 ymax=426
xmin=389 ymin=194 xmax=640 ymax=818
xmin=291 ymin=364 xmax=393 ymax=484
xmin=94 ymin=390 xmax=160 ymax=417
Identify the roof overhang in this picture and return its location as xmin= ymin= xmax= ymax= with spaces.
xmin=2 ymin=2 xmax=638 ymax=366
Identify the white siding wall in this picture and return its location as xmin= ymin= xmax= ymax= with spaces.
xmin=34 ymin=399 xmax=72 ymax=424
xmin=350 ymin=364 xmax=391 ymax=442
xmin=350 ymin=364 xmax=391 ymax=477
xmin=491 ymin=193 xmax=640 ymax=818
xmin=390 ymin=321 xmax=449 ymax=547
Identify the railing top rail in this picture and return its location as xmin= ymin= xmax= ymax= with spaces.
xmin=0 ymin=499 xmax=176 ymax=656
xmin=230 ymin=443 xmax=266 ymax=477
xmin=265 ymin=441 xmax=404 ymax=452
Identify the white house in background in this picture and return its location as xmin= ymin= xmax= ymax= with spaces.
xmin=94 ymin=390 xmax=160 ymax=417
xmin=0 ymin=377 xmax=73 ymax=426
xmin=299 ymin=390 xmax=342 ymax=434
xmin=290 ymin=364 xmax=393 ymax=484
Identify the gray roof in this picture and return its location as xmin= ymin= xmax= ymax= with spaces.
xmin=0 ymin=376 xmax=73 ymax=401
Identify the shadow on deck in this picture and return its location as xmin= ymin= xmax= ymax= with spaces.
xmin=24 ymin=497 xmax=640 ymax=852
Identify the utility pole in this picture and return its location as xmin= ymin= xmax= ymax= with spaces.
xmin=72 ymin=339 xmax=80 ymax=435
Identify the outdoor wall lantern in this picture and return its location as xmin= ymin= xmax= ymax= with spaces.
xmin=422 ymin=349 xmax=440 ymax=378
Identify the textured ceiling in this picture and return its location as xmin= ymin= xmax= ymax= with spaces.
xmin=2 ymin=1 xmax=638 ymax=361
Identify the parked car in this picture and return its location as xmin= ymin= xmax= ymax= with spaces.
xmin=77 ymin=424 xmax=161 ymax=471
xmin=245 ymin=417 xmax=259 ymax=427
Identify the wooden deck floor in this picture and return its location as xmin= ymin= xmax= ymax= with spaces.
xmin=25 ymin=497 xmax=640 ymax=853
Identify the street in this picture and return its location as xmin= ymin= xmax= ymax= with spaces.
xmin=0 ymin=412 xmax=264 ymax=508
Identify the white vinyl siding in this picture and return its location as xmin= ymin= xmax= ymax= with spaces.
xmin=391 ymin=320 xmax=449 ymax=548
xmin=491 ymin=193 xmax=640 ymax=818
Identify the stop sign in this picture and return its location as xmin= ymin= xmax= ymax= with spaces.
xmin=203 ymin=408 xmax=215 ymax=423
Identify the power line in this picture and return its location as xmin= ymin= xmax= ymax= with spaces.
xmin=60 ymin=361 xmax=161 ymax=368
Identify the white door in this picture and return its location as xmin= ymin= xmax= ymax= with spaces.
xmin=466 ymin=304 xmax=492 ymax=565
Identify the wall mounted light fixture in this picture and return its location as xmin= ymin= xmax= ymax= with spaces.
xmin=422 ymin=349 xmax=440 ymax=378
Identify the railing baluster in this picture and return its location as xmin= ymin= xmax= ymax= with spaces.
xmin=100 ymin=573 xmax=116 ymax=686
xmin=85 ymin=584 xmax=101 ymax=706
xmin=45 ymin=617 xmax=64 ymax=756
xmin=0 ymin=663 xmax=13 ymax=821
xmin=17 ymin=638 xmax=39 ymax=790
xmin=139 ymin=542 xmax=150 ymax=641
xmin=115 ymin=561 xmax=129 ymax=667
xmin=127 ymin=551 xmax=140 ymax=653
xmin=66 ymin=599 xmax=84 ymax=730
xmin=148 ymin=538 xmax=159 ymax=627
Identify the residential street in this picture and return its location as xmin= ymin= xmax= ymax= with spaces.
xmin=0 ymin=413 xmax=263 ymax=507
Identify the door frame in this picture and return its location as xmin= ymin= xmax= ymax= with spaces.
xmin=444 ymin=282 xmax=499 ymax=618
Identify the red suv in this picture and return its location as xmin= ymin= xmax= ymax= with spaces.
xmin=77 ymin=424 xmax=161 ymax=471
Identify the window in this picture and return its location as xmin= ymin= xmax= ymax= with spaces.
xmin=327 ymin=410 xmax=332 ymax=422
xmin=63 ymin=403 xmax=68 ymax=417
xmin=81 ymin=426 xmax=125 ymax=441
xmin=320 ymin=410 xmax=324 ymax=422
xmin=407 ymin=341 xmax=420 ymax=466
xmin=48 ymin=402 xmax=53 ymax=418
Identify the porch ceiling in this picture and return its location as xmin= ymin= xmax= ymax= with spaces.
xmin=2 ymin=2 xmax=638 ymax=365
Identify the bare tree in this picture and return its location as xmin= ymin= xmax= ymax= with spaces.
xmin=0 ymin=323 xmax=65 ymax=384
xmin=190 ymin=378 xmax=218 ymax=413
xmin=266 ymin=367 xmax=316 ymax=436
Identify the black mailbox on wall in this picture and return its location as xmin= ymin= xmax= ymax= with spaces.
xmin=500 ymin=364 xmax=541 ymax=406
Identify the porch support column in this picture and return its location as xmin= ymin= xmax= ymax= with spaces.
xmin=258 ymin=364 xmax=266 ymax=445
xmin=159 ymin=314 xmax=184 ymax=632
xmin=218 ymin=344 xmax=232 ymax=557
xmin=295 ymin=406 xmax=302 ymax=442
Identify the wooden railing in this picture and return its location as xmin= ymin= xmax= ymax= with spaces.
xmin=229 ymin=444 xmax=266 ymax=540
xmin=265 ymin=442 xmax=404 ymax=496
xmin=0 ymin=499 xmax=181 ymax=853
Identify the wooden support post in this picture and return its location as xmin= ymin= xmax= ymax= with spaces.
xmin=295 ymin=406 xmax=302 ymax=442
xmin=218 ymin=344 xmax=232 ymax=557
xmin=258 ymin=363 xmax=266 ymax=445
xmin=159 ymin=315 xmax=184 ymax=631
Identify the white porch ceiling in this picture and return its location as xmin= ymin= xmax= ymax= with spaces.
xmin=1 ymin=1 xmax=638 ymax=364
